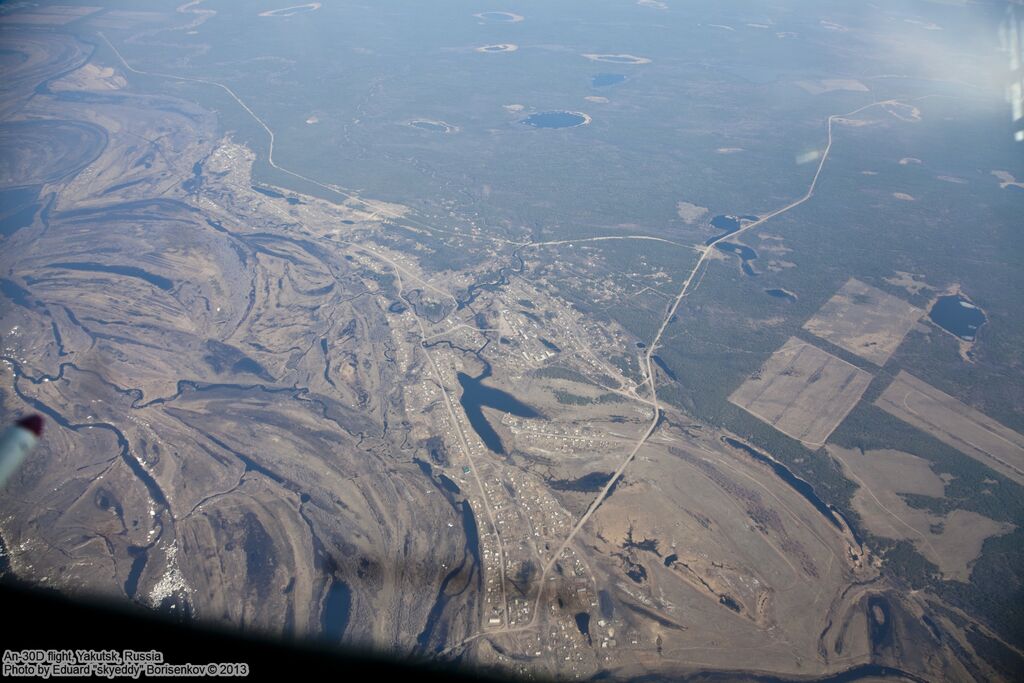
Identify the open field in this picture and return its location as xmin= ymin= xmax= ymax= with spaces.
xmin=829 ymin=446 xmax=1014 ymax=582
xmin=802 ymin=278 xmax=923 ymax=365
xmin=569 ymin=428 xmax=876 ymax=677
xmin=729 ymin=338 xmax=872 ymax=446
xmin=875 ymin=372 xmax=1024 ymax=486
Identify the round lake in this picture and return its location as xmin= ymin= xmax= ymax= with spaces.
xmin=522 ymin=111 xmax=590 ymax=129
xmin=929 ymin=294 xmax=986 ymax=341
xmin=474 ymin=11 xmax=523 ymax=23
xmin=476 ymin=43 xmax=518 ymax=53
xmin=409 ymin=119 xmax=455 ymax=133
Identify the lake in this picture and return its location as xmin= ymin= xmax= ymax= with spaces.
xmin=46 ymin=261 xmax=174 ymax=291
xmin=320 ymin=579 xmax=352 ymax=643
xmin=410 ymin=120 xmax=453 ymax=133
xmin=714 ymin=242 xmax=758 ymax=276
xmin=929 ymin=294 xmax=986 ymax=341
xmin=457 ymin=366 xmax=540 ymax=453
xmin=522 ymin=111 xmax=589 ymax=129
xmin=765 ymin=288 xmax=797 ymax=302
xmin=705 ymin=214 xmax=758 ymax=245
xmin=651 ymin=355 xmax=677 ymax=381
xmin=0 ymin=187 xmax=39 ymax=237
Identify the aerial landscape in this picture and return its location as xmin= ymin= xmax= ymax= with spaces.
xmin=0 ymin=0 xmax=1022 ymax=680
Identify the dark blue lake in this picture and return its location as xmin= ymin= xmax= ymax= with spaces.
xmin=0 ymin=202 xmax=38 ymax=237
xmin=715 ymin=242 xmax=758 ymax=276
xmin=251 ymin=185 xmax=284 ymax=199
xmin=598 ymin=589 xmax=614 ymax=619
xmin=574 ymin=612 xmax=592 ymax=644
xmin=0 ymin=187 xmax=40 ymax=237
xmin=439 ymin=474 xmax=461 ymax=494
xmin=929 ymin=294 xmax=986 ymax=341
xmin=523 ymin=111 xmax=589 ymax=129
xmin=320 ymin=579 xmax=352 ymax=643
xmin=47 ymin=262 xmax=173 ymax=291
xmin=651 ymin=355 xmax=677 ymax=381
xmin=705 ymin=214 xmax=756 ymax=244
xmin=868 ymin=595 xmax=893 ymax=652
xmin=124 ymin=546 xmax=147 ymax=599
xmin=549 ymin=471 xmax=613 ymax=492
xmin=539 ymin=338 xmax=560 ymax=352
xmin=457 ymin=368 xmax=540 ymax=453
xmin=592 ymin=73 xmax=626 ymax=87
xmin=765 ymin=288 xmax=796 ymax=302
